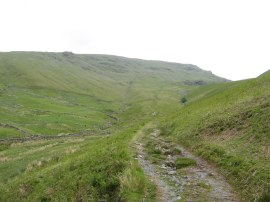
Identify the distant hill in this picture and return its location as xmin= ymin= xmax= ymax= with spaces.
xmin=0 ymin=51 xmax=226 ymax=136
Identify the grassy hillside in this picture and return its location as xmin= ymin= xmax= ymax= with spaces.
xmin=0 ymin=51 xmax=224 ymax=137
xmin=0 ymin=52 xmax=226 ymax=201
xmin=2 ymin=51 xmax=269 ymax=201
xmin=159 ymin=71 xmax=270 ymax=201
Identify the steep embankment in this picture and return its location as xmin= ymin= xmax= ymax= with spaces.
xmin=159 ymin=71 xmax=270 ymax=201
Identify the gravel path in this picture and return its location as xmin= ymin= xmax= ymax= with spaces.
xmin=135 ymin=141 xmax=180 ymax=201
xmin=134 ymin=129 xmax=239 ymax=202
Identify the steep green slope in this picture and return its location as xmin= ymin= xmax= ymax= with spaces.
xmin=160 ymin=71 xmax=270 ymax=201
xmin=0 ymin=52 xmax=226 ymax=201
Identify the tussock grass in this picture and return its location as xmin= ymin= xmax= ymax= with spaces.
xmin=175 ymin=157 xmax=197 ymax=169
xmin=120 ymin=161 xmax=156 ymax=201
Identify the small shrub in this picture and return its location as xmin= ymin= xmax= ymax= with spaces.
xmin=181 ymin=97 xmax=187 ymax=104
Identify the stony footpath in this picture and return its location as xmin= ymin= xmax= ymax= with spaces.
xmin=134 ymin=129 xmax=239 ymax=202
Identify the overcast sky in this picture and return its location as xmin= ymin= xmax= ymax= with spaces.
xmin=0 ymin=0 xmax=269 ymax=80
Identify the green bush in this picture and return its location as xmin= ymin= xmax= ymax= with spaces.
xmin=181 ymin=97 xmax=187 ymax=104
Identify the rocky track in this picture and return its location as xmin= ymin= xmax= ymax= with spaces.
xmin=134 ymin=129 xmax=239 ymax=202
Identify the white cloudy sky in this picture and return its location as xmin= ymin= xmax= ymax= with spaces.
xmin=0 ymin=0 xmax=269 ymax=80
